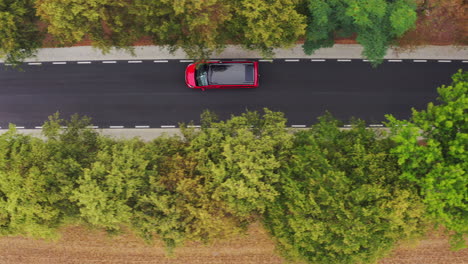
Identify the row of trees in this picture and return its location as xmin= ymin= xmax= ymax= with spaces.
xmin=0 ymin=0 xmax=418 ymax=65
xmin=0 ymin=70 xmax=466 ymax=262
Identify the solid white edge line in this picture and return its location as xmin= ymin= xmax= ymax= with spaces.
xmin=77 ymin=61 xmax=92 ymax=64
xmin=102 ymin=61 xmax=117 ymax=64
xmin=109 ymin=126 xmax=124 ymax=129
xmin=180 ymin=60 xmax=194 ymax=63
xmin=161 ymin=125 xmax=176 ymax=128
xmin=35 ymin=126 xmax=43 ymax=129
xmin=414 ymin=60 xmax=427 ymax=62
xmin=337 ymin=59 xmax=351 ymax=62
xmin=28 ymin=62 xmax=42 ymax=65
xmin=388 ymin=60 xmax=402 ymax=62
xmin=438 ymin=60 xmax=452 ymax=63
xmin=128 ymin=60 xmax=142 ymax=63
xmin=154 ymin=60 xmax=168 ymax=63
xmin=259 ymin=59 xmax=273 ymax=62
xmin=135 ymin=125 xmax=150 ymax=128
xmin=52 ymin=62 xmax=67 ymax=65
xmin=285 ymin=59 xmax=299 ymax=62
xmin=291 ymin=125 xmax=306 ymax=128
xmin=86 ymin=126 xmax=99 ymax=129
xmin=311 ymin=59 xmax=325 ymax=62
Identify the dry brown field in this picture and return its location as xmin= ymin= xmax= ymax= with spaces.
xmin=0 ymin=223 xmax=466 ymax=264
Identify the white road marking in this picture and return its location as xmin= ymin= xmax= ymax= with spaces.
xmin=52 ymin=62 xmax=67 ymax=65
xmin=463 ymin=61 xmax=468 ymax=63
xmin=35 ymin=126 xmax=43 ymax=129
xmin=180 ymin=60 xmax=194 ymax=63
xmin=77 ymin=61 xmax=92 ymax=64
xmin=285 ymin=59 xmax=299 ymax=62
xmin=4 ymin=63 xmax=12 ymax=66
xmin=344 ymin=125 xmax=352 ymax=127
xmin=388 ymin=59 xmax=402 ymax=62
xmin=128 ymin=60 xmax=142 ymax=63
xmin=362 ymin=60 xmax=370 ymax=62
xmin=16 ymin=126 xmax=25 ymax=129
xmin=438 ymin=60 xmax=452 ymax=63
xmin=86 ymin=126 xmax=99 ymax=129
xmin=102 ymin=61 xmax=117 ymax=64
xmin=109 ymin=126 xmax=124 ymax=129
xmin=337 ymin=59 xmax=351 ymax=62
xmin=135 ymin=125 xmax=150 ymax=128
xmin=161 ymin=125 xmax=176 ymax=128
xmin=154 ymin=60 xmax=168 ymax=63
xmin=413 ymin=60 xmax=427 ymax=63
xmin=311 ymin=59 xmax=325 ymax=62
xmin=259 ymin=59 xmax=273 ymax=62
xmin=369 ymin=124 xmax=384 ymax=127
xmin=291 ymin=125 xmax=306 ymax=128
xmin=187 ymin=125 xmax=201 ymax=128
xmin=28 ymin=62 xmax=42 ymax=65
xmin=60 ymin=126 xmax=68 ymax=129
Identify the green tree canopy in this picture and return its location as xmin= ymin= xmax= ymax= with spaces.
xmin=303 ymin=0 xmax=417 ymax=65
xmin=132 ymin=0 xmax=232 ymax=60
xmin=386 ymin=70 xmax=468 ymax=249
xmin=36 ymin=0 xmax=140 ymax=51
xmin=263 ymin=114 xmax=426 ymax=264
xmin=229 ymin=0 xmax=306 ymax=57
xmin=0 ymin=0 xmax=43 ymax=64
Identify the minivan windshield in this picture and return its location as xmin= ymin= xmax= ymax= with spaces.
xmin=195 ymin=64 xmax=209 ymax=86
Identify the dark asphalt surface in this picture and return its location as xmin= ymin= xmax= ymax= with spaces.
xmin=0 ymin=60 xmax=465 ymax=128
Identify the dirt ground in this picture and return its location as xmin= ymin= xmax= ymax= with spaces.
xmin=0 ymin=223 xmax=466 ymax=264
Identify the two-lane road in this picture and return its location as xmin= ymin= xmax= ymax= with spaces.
xmin=0 ymin=60 xmax=465 ymax=128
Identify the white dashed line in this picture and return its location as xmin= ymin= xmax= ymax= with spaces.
xmin=154 ymin=60 xmax=168 ymax=63
xmin=187 ymin=125 xmax=201 ymax=128
xmin=52 ymin=62 xmax=67 ymax=65
xmin=60 ymin=126 xmax=68 ymax=129
xmin=16 ymin=126 xmax=25 ymax=129
xmin=161 ymin=125 xmax=176 ymax=128
xmin=291 ymin=125 xmax=306 ymax=128
xmin=135 ymin=125 xmax=150 ymax=128
xmin=344 ymin=125 xmax=352 ymax=127
xmin=362 ymin=60 xmax=370 ymax=62
xmin=77 ymin=61 xmax=92 ymax=64
xmin=86 ymin=126 xmax=99 ymax=129
xmin=128 ymin=60 xmax=142 ymax=63
xmin=180 ymin=60 xmax=194 ymax=63
xmin=311 ymin=59 xmax=326 ymax=62
xmin=285 ymin=59 xmax=299 ymax=62
xmin=35 ymin=126 xmax=43 ymax=129
xmin=337 ymin=59 xmax=351 ymax=62
xmin=438 ymin=60 xmax=452 ymax=63
xmin=388 ymin=60 xmax=402 ymax=62
xmin=109 ymin=126 xmax=124 ymax=129
xmin=102 ymin=61 xmax=117 ymax=64
xmin=413 ymin=60 xmax=427 ymax=63
xmin=463 ymin=61 xmax=468 ymax=63
xmin=4 ymin=63 xmax=12 ymax=66
xmin=369 ymin=124 xmax=384 ymax=127
xmin=28 ymin=62 xmax=42 ymax=65
xmin=259 ymin=59 xmax=273 ymax=62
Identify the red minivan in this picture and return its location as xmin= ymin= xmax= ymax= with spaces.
xmin=185 ymin=61 xmax=259 ymax=90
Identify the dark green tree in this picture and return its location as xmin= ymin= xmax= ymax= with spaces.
xmin=303 ymin=0 xmax=417 ymax=65
xmin=386 ymin=70 xmax=468 ymax=250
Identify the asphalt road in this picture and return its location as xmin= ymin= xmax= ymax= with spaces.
xmin=0 ymin=60 xmax=465 ymax=128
